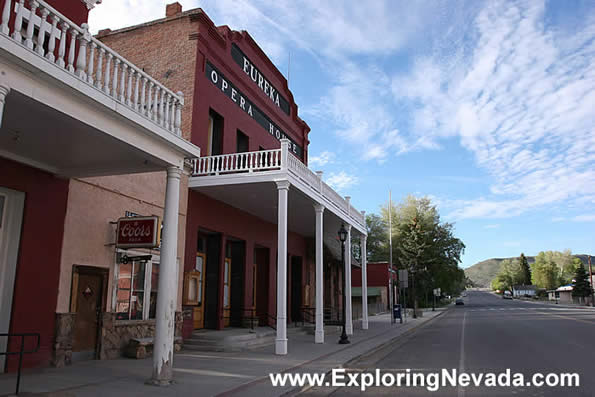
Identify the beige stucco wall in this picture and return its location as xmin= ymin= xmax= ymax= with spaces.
xmin=56 ymin=171 xmax=189 ymax=314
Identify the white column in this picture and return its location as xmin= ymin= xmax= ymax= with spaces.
xmin=361 ymin=234 xmax=369 ymax=330
xmin=275 ymin=180 xmax=290 ymax=355
xmin=345 ymin=224 xmax=353 ymax=335
xmin=314 ymin=203 xmax=324 ymax=343
xmin=150 ymin=166 xmax=182 ymax=385
xmin=0 ymin=85 xmax=10 ymax=128
xmin=0 ymin=0 xmax=11 ymax=36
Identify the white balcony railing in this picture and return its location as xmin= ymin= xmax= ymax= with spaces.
xmin=191 ymin=140 xmax=366 ymax=229
xmin=192 ymin=149 xmax=282 ymax=175
xmin=1 ymin=0 xmax=183 ymax=136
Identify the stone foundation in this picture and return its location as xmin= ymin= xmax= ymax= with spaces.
xmin=51 ymin=313 xmax=76 ymax=367
xmin=99 ymin=312 xmax=184 ymax=360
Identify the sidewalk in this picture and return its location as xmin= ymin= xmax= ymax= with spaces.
xmin=0 ymin=309 xmax=448 ymax=397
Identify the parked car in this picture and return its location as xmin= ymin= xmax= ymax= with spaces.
xmin=503 ymin=291 xmax=513 ymax=299
xmin=455 ymin=298 xmax=464 ymax=305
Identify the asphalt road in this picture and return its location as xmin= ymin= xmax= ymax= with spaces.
xmin=302 ymin=290 xmax=595 ymax=396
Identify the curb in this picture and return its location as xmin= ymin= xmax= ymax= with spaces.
xmin=519 ymin=299 xmax=595 ymax=310
xmin=286 ymin=308 xmax=450 ymax=396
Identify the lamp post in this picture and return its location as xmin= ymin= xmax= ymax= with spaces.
xmin=338 ymin=224 xmax=350 ymax=344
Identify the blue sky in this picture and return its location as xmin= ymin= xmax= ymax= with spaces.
xmin=90 ymin=0 xmax=595 ymax=268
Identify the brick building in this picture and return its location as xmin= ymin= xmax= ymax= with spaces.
xmin=0 ymin=0 xmax=200 ymax=378
xmin=352 ymin=262 xmax=397 ymax=316
xmin=97 ymin=3 xmax=368 ymax=358
xmin=0 ymin=1 xmax=371 ymax=384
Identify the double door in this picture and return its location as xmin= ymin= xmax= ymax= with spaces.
xmin=191 ymin=253 xmax=231 ymax=329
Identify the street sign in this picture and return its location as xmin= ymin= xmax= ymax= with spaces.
xmin=433 ymin=288 xmax=441 ymax=297
xmin=398 ymin=269 xmax=408 ymax=288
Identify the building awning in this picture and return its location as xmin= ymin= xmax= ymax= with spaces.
xmin=351 ymin=287 xmax=382 ymax=297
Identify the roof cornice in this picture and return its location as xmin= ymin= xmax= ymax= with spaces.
xmin=81 ymin=0 xmax=102 ymax=10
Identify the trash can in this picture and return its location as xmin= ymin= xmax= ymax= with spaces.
xmin=393 ymin=304 xmax=401 ymax=320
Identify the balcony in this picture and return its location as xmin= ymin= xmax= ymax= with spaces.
xmin=189 ymin=140 xmax=366 ymax=236
xmin=0 ymin=0 xmax=200 ymax=177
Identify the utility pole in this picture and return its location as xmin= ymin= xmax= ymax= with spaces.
xmin=388 ymin=190 xmax=394 ymax=324
xmin=589 ymin=256 xmax=594 ymax=307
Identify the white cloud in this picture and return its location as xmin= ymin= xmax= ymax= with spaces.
xmin=200 ymin=0 xmax=432 ymax=60
xmin=306 ymin=62 xmax=410 ymax=162
xmin=325 ymin=171 xmax=359 ymax=192
xmin=88 ymin=1 xmax=199 ymax=34
xmin=89 ymin=1 xmax=595 ymax=222
xmin=391 ymin=1 xmax=595 ymax=220
xmin=572 ymin=214 xmax=595 ymax=222
xmin=308 ymin=151 xmax=335 ymax=167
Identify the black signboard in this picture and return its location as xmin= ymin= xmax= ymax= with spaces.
xmin=231 ymin=43 xmax=291 ymax=116
xmin=206 ymin=61 xmax=303 ymax=158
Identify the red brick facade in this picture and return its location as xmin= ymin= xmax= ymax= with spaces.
xmin=97 ymin=3 xmax=317 ymax=337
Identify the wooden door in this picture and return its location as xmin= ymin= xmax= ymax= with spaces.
xmin=192 ymin=253 xmax=206 ymax=329
xmin=72 ymin=269 xmax=104 ymax=356
xmin=223 ymin=258 xmax=231 ymax=327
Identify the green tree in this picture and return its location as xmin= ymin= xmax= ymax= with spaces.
xmin=572 ymin=263 xmax=593 ymax=303
xmin=378 ymin=195 xmax=465 ymax=310
xmin=531 ymin=252 xmax=560 ymax=290
xmin=491 ymin=259 xmax=523 ymax=293
xmin=491 ymin=275 xmax=507 ymax=291
xmin=364 ymin=213 xmax=389 ymax=262
xmin=560 ymin=257 xmax=581 ymax=285
xmin=519 ymin=253 xmax=531 ymax=285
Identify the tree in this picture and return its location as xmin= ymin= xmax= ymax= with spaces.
xmin=519 ymin=253 xmax=531 ymax=285
xmin=491 ymin=259 xmax=523 ymax=293
xmin=572 ymin=263 xmax=593 ymax=303
xmin=378 ymin=195 xmax=466 ymax=310
xmin=365 ymin=213 xmax=388 ymax=262
xmin=531 ymin=252 xmax=560 ymax=290
xmin=491 ymin=276 xmax=507 ymax=292
xmin=560 ymin=257 xmax=581 ymax=286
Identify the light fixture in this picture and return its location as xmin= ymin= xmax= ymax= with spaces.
xmin=338 ymin=224 xmax=347 ymax=243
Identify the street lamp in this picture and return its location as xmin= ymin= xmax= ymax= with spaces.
xmin=338 ymin=224 xmax=350 ymax=344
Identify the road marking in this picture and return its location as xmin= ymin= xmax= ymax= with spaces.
xmin=536 ymin=311 xmax=595 ymax=325
xmin=458 ymin=311 xmax=467 ymax=397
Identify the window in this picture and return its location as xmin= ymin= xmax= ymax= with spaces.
xmin=115 ymin=261 xmax=145 ymax=320
xmin=114 ymin=252 xmax=160 ymax=321
xmin=236 ymin=130 xmax=249 ymax=153
xmin=195 ymin=253 xmax=205 ymax=306
xmin=208 ymin=110 xmax=224 ymax=156
xmin=149 ymin=263 xmax=159 ymax=318
xmin=223 ymin=258 xmax=231 ymax=308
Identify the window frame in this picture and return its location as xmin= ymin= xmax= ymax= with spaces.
xmin=113 ymin=249 xmax=160 ymax=321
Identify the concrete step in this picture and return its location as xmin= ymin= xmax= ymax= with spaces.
xmin=183 ymin=326 xmax=310 ymax=352
xmin=301 ymin=324 xmax=343 ymax=335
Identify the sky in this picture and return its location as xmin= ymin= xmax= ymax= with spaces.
xmin=89 ymin=0 xmax=595 ymax=268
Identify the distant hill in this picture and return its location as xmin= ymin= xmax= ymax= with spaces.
xmin=465 ymin=257 xmax=533 ymax=288
xmin=465 ymin=254 xmax=594 ymax=288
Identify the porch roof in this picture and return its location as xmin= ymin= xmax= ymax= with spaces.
xmin=188 ymin=143 xmax=367 ymax=241
xmin=0 ymin=0 xmax=200 ymax=177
